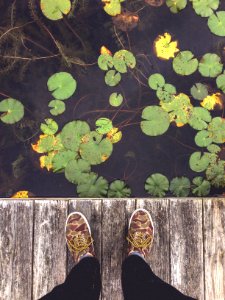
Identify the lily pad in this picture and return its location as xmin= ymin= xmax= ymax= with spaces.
xmin=32 ymin=134 xmax=63 ymax=154
xmin=207 ymin=144 xmax=221 ymax=153
xmin=98 ymin=54 xmax=114 ymax=71
xmin=52 ymin=150 xmax=77 ymax=173
xmin=0 ymin=98 xmax=24 ymax=124
xmin=200 ymin=93 xmax=223 ymax=111
xmin=77 ymin=172 xmax=109 ymax=197
xmin=189 ymin=151 xmax=210 ymax=172
xmin=206 ymin=160 xmax=225 ymax=188
xmin=208 ymin=117 xmax=225 ymax=144
xmin=41 ymin=118 xmax=58 ymax=135
xmin=148 ymin=73 xmax=165 ymax=90
xmin=195 ymin=130 xmax=213 ymax=147
xmin=108 ymin=180 xmax=131 ymax=197
xmin=190 ymin=83 xmax=208 ymax=100
xmin=96 ymin=118 xmax=113 ymax=134
xmin=188 ymin=107 xmax=211 ymax=130
xmin=65 ymin=159 xmax=91 ymax=184
xmin=145 ymin=173 xmax=169 ymax=197
xmin=106 ymin=127 xmax=122 ymax=144
xmin=105 ymin=70 xmax=121 ymax=86
xmin=109 ymin=93 xmax=123 ymax=107
xmin=102 ymin=0 xmax=125 ymax=16
xmin=141 ymin=106 xmax=170 ymax=136
xmin=166 ymin=0 xmax=187 ymax=13
xmin=170 ymin=177 xmax=191 ymax=197
xmin=40 ymin=0 xmax=71 ymax=21
xmin=208 ymin=11 xmax=225 ymax=37
xmin=198 ymin=53 xmax=223 ymax=78
xmin=156 ymin=84 xmax=176 ymax=102
xmin=61 ymin=120 xmax=90 ymax=151
xmin=216 ymin=72 xmax=225 ymax=92
xmin=47 ymin=72 xmax=77 ymax=100
xmin=113 ymin=50 xmax=136 ymax=73
xmin=154 ymin=32 xmax=179 ymax=60
xmin=49 ymin=100 xmax=66 ymax=116
xmin=173 ymin=51 xmax=198 ymax=76
xmin=192 ymin=0 xmax=219 ymax=17
xmin=192 ymin=176 xmax=211 ymax=196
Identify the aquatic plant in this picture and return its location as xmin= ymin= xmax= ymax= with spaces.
xmin=145 ymin=173 xmax=169 ymax=197
xmin=195 ymin=130 xmax=213 ymax=147
xmin=198 ymin=53 xmax=223 ymax=78
xmin=216 ymin=72 xmax=225 ymax=92
xmin=166 ymin=0 xmax=187 ymax=13
xmin=188 ymin=107 xmax=212 ymax=130
xmin=77 ymin=172 xmax=109 ymax=197
xmin=65 ymin=159 xmax=91 ymax=185
xmin=105 ymin=70 xmax=122 ymax=86
xmin=191 ymin=176 xmax=211 ymax=196
xmin=48 ymin=100 xmax=66 ymax=116
xmin=173 ymin=51 xmax=198 ymax=76
xmin=200 ymin=93 xmax=223 ymax=110
xmin=0 ymin=98 xmax=24 ymax=124
xmin=40 ymin=118 xmax=58 ymax=135
xmin=109 ymin=92 xmax=123 ymax=107
xmin=170 ymin=177 xmax=191 ymax=197
xmin=190 ymin=83 xmax=208 ymax=100
xmin=148 ymin=73 xmax=176 ymax=102
xmin=154 ymin=33 xmax=179 ymax=60
xmin=208 ymin=11 xmax=225 ymax=36
xmin=102 ymin=0 xmax=125 ymax=16
xmin=107 ymin=180 xmax=131 ymax=197
xmin=40 ymin=0 xmax=72 ymax=20
xmin=189 ymin=152 xmax=210 ymax=172
xmin=191 ymin=0 xmax=219 ymax=17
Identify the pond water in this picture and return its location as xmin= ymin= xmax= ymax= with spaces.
xmin=0 ymin=0 xmax=224 ymax=197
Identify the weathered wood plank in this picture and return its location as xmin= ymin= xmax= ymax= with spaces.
xmin=101 ymin=199 xmax=135 ymax=300
xmin=0 ymin=200 xmax=33 ymax=300
xmin=33 ymin=200 xmax=68 ymax=299
xmin=204 ymin=198 xmax=225 ymax=300
xmin=170 ymin=199 xmax=204 ymax=300
xmin=67 ymin=199 xmax=102 ymax=273
xmin=137 ymin=198 xmax=170 ymax=283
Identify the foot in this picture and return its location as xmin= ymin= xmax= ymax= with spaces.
xmin=127 ymin=208 xmax=154 ymax=259
xmin=65 ymin=212 xmax=95 ymax=263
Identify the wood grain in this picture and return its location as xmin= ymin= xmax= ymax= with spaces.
xmin=204 ymin=198 xmax=225 ymax=300
xmin=0 ymin=200 xmax=33 ymax=300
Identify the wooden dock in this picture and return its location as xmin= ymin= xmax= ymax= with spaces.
xmin=0 ymin=198 xmax=224 ymax=300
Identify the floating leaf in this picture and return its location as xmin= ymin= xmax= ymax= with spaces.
xmin=141 ymin=106 xmax=170 ymax=136
xmin=148 ymin=73 xmax=165 ymax=90
xmin=145 ymin=173 xmax=169 ymax=197
xmin=65 ymin=159 xmax=91 ymax=184
xmin=216 ymin=72 xmax=225 ymax=93
xmin=190 ymin=83 xmax=208 ymax=100
xmin=0 ymin=98 xmax=24 ymax=124
xmin=113 ymin=50 xmax=136 ymax=73
xmin=49 ymin=100 xmax=66 ymax=116
xmin=100 ymin=46 xmax=112 ymax=56
xmin=109 ymin=93 xmax=123 ymax=107
xmin=166 ymin=0 xmax=187 ymax=13
xmin=208 ymin=11 xmax=225 ymax=37
xmin=207 ymin=144 xmax=221 ymax=154
xmin=47 ymin=72 xmax=77 ymax=100
xmin=40 ymin=118 xmax=58 ymax=135
xmin=61 ymin=121 xmax=90 ymax=151
xmin=192 ymin=0 xmax=219 ymax=17
xmin=189 ymin=151 xmax=210 ymax=172
xmin=188 ymin=107 xmax=211 ymax=130
xmin=173 ymin=51 xmax=198 ymax=76
xmin=11 ymin=191 xmax=30 ymax=198
xmin=98 ymin=54 xmax=114 ymax=71
xmin=105 ymin=70 xmax=121 ymax=86
xmin=52 ymin=150 xmax=77 ymax=173
xmin=198 ymin=53 xmax=223 ymax=78
xmin=96 ymin=118 xmax=113 ymax=134
xmin=32 ymin=134 xmax=63 ymax=154
xmin=40 ymin=0 xmax=71 ymax=20
xmin=80 ymin=132 xmax=113 ymax=165
xmin=156 ymin=84 xmax=176 ymax=102
xmin=206 ymin=160 xmax=225 ymax=188
xmin=192 ymin=176 xmax=211 ymax=196
xmin=108 ymin=180 xmax=131 ymax=197
xmin=208 ymin=117 xmax=225 ymax=144
xmin=170 ymin=177 xmax=191 ymax=197
xmin=106 ymin=127 xmax=122 ymax=143
xmin=195 ymin=130 xmax=212 ymax=147
xmin=77 ymin=172 xmax=109 ymax=197
xmin=200 ymin=93 xmax=223 ymax=110
xmin=40 ymin=152 xmax=55 ymax=171
xmin=102 ymin=0 xmax=125 ymax=17
xmin=154 ymin=32 xmax=179 ymax=60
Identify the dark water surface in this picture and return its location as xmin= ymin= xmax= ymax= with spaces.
xmin=0 ymin=0 xmax=224 ymax=197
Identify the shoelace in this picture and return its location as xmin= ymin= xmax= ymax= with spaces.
xmin=127 ymin=231 xmax=153 ymax=249
xmin=67 ymin=234 xmax=93 ymax=254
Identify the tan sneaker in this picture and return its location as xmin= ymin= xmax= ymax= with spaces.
xmin=127 ymin=208 xmax=154 ymax=258
xmin=65 ymin=212 xmax=95 ymax=263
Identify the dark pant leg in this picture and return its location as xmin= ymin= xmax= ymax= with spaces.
xmin=122 ymin=255 xmax=197 ymax=300
xmin=40 ymin=257 xmax=101 ymax=300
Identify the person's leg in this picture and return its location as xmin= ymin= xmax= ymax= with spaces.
xmin=122 ymin=209 xmax=196 ymax=300
xmin=40 ymin=212 xmax=101 ymax=300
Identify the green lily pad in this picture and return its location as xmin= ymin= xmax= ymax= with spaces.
xmin=47 ymin=72 xmax=77 ymax=100
xmin=198 ymin=53 xmax=223 ymax=78
xmin=208 ymin=117 xmax=225 ymax=144
xmin=190 ymin=83 xmax=208 ymax=100
xmin=216 ymin=72 xmax=225 ymax=93
xmin=156 ymin=84 xmax=176 ymax=102
xmin=145 ymin=173 xmax=169 ymax=197
xmin=61 ymin=120 xmax=90 ymax=151
xmin=188 ymin=107 xmax=212 ymax=130
xmin=98 ymin=54 xmax=114 ymax=71
xmin=107 ymin=180 xmax=131 ymax=197
xmin=141 ymin=106 xmax=170 ymax=136
xmin=105 ymin=70 xmax=121 ymax=86
xmin=41 ymin=118 xmax=58 ymax=135
xmin=113 ymin=50 xmax=136 ymax=73
xmin=206 ymin=160 xmax=225 ymax=188
xmin=170 ymin=177 xmax=191 ymax=197
xmin=148 ymin=73 xmax=165 ymax=90
xmin=109 ymin=93 xmax=123 ymax=107
xmin=80 ymin=131 xmax=113 ymax=165
xmin=207 ymin=144 xmax=221 ymax=154
xmin=192 ymin=176 xmax=211 ymax=196
xmin=96 ymin=118 xmax=113 ymax=134
xmin=49 ymin=100 xmax=66 ymax=116
xmin=52 ymin=150 xmax=77 ymax=173
xmin=34 ymin=134 xmax=63 ymax=154
xmin=189 ymin=151 xmax=210 ymax=172
xmin=173 ymin=51 xmax=198 ymax=76
xmin=166 ymin=0 xmax=187 ymax=13
xmin=103 ymin=0 xmax=125 ymax=17
xmin=65 ymin=159 xmax=91 ymax=184
xmin=77 ymin=172 xmax=109 ymax=197
xmin=192 ymin=0 xmax=219 ymax=17
xmin=0 ymin=98 xmax=24 ymax=124
xmin=40 ymin=0 xmax=71 ymax=21
xmin=208 ymin=11 xmax=225 ymax=37
xmin=195 ymin=130 xmax=213 ymax=147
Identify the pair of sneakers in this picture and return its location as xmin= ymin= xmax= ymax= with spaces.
xmin=66 ymin=208 xmax=154 ymax=263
